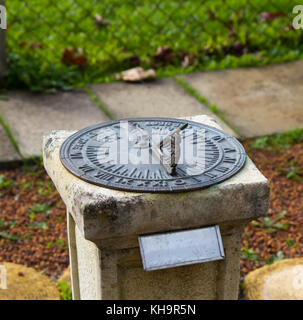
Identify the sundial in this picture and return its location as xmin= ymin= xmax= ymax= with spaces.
xmin=60 ymin=117 xmax=246 ymax=193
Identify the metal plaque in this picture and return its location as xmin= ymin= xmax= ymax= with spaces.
xmin=60 ymin=117 xmax=246 ymax=193
xmin=138 ymin=225 xmax=225 ymax=271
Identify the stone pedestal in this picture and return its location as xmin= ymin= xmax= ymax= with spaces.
xmin=43 ymin=115 xmax=269 ymax=300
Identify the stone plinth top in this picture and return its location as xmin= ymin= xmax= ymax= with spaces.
xmin=43 ymin=115 xmax=269 ymax=246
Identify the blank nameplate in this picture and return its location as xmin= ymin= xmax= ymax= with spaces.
xmin=138 ymin=225 xmax=225 ymax=271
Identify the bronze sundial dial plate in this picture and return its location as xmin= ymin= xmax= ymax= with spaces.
xmin=60 ymin=117 xmax=246 ymax=193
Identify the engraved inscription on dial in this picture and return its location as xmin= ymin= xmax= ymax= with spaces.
xmin=60 ymin=118 xmax=246 ymax=193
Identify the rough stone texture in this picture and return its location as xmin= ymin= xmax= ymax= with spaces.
xmin=0 ymin=125 xmax=21 ymax=167
xmin=72 ymin=222 xmax=243 ymax=300
xmin=244 ymin=258 xmax=303 ymax=300
xmin=66 ymin=211 xmax=80 ymax=300
xmin=0 ymin=90 xmax=109 ymax=158
xmin=0 ymin=262 xmax=60 ymax=300
xmin=43 ymin=114 xmax=269 ymax=300
xmin=181 ymin=61 xmax=303 ymax=138
xmin=75 ymin=224 xmax=101 ymax=300
xmin=115 ymin=248 xmax=218 ymax=300
xmin=91 ymin=79 xmax=236 ymax=136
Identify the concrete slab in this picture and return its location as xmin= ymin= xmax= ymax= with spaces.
xmin=0 ymin=90 xmax=109 ymax=158
xmin=181 ymin=61 xmax=303 ymax=138
xmin=0 ymin=125 xmax=21 ymax=167
xmin=91 ymin=78 xmax=235 ymax=136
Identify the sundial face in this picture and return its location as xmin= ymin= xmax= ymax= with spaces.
xmin=60 ymin=118 xmax=246 ymax=193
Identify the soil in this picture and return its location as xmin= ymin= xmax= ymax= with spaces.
xmin=0 ymin=141 xmax=302 ymax=280
xmin=240 ymin=141 xmax=303 ymax=277
xmin=0 ymin=165 xmax=68 ymax=280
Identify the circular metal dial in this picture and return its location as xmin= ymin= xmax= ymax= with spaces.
xmin=60 ymin=117 xmax=246 ymax=193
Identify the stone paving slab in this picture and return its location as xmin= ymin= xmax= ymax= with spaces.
xmin=91 ymin=78 xmax=236 ymax=136
xmin=0 ymin=90 xmax=109 ymax=158
xmin=0 ymin=125 xmax=21 ymax=167
xmin=181 ymin=60 xmax=303 ymax=138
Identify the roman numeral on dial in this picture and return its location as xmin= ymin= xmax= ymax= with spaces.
xmin=70 ymin=152 xmax=83 ymax=159
xmin=223 ymin=156 xmax=236 ymax=164
xmin=214 ymin=166 xmax=229 ymax=173
xmin=79 ymin=164 xmax=95 ymax=173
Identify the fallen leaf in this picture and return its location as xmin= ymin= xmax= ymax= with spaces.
xmin=154 ymin=46 xmax=173 ymax=64
xmin=259 ymin=12 xmax=285 ymax=22
xmin=120 ymin=67 xmax=156 ymax=82
xmin=180 ymin=52 xmax=195 ymax=67
xmin=182 ymin=55 xmax=190 ymax=67
xmin=94 ymin=14 xmax=110 ymax=27
xmin=20 ymin=41 xmax=43 ymax=49
xmin=61 ymin=48 xmax=87 ymax=69
xmin=124 ymin=56 xmax=141 ymax=67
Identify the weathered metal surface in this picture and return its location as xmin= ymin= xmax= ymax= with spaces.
xmin=60 ymin=117 xmax=246 ymax=192
xmin=138 ymin=225 xmax=225 ymax=271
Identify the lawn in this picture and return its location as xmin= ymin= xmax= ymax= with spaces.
xmin=4 ymin=0 xmax=303 ymax=91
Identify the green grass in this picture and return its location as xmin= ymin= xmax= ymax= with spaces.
xmin=278 ymin=159 xmax=303 ymax=182
xmin=0 ymin=115 xmax=20 ymax=155
xmin=264 ymin=251 xmax=284 ymax=265
xmin=250 ymin=211 xmax=289 ymax=233
xmin=84 ymin=87 xmax=114 ymax=120
xmin=0 ymin=231 xmax=19 ymax=241
xmin=251 ymin=128 xmax=303 ymax=150
xmin=27 ymin=221 xmax=49 ymax=230
xmin=0 ymin=174 xmax=13 ymax=189
xmin=58 ymin=281 xmax=72 ymax=300
xmin=241 ymin=246 xmax=259 ymax=264
xmin=28 ymin=203 xmax=52 ymax=214
xmin=4 ymin=0 xmax=303 ymax=91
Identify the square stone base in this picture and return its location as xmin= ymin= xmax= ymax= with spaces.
xmin=68 ymin=212 xmax=243 ymax=300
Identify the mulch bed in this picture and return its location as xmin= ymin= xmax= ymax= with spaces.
xmin=240 ymin=141 xmax=303 ymax=277
xmin=0 ymin=165 xmax=68 ymax=280
xmin=0 ymin=141 xmax=302 ymax=280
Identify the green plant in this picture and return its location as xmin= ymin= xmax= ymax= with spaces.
xmin=46 ymin=242 xmax=53 ymax=248
xmin=20 ymin=181 xmax=31 ymax=190
xmin=0 ymin=231 xmax=19 ymax=241
xmin=252 ymin=136 xmax=269 ymax=149
xmin=0 ymin=116 xmax=20 ymax=155
xmin=47 ymin=239 xmax=67 ymax=250
xmin=57 ymin=216 xmax=65 ymax=223
xmin=278 ymin=159 xmax=303 ymax=182
xmin=265 ymin=251 xmax=284 ymax=265
xmin=5 ymin=0 xmax=303 ymax=92
xmin=28 ymin=213 xmax=36 ymax=220
xmin=54 ymin=239 xmax=66 ymax=246
xmin=241 ymin=246 xmax=259 ymax=263
xmin=27 ymin=221 xmax=48 ymax=230
xmin=250 ymin=211 xmax=288 ymax=233
xmin=0 ymin=174 xmax=13 ymax=189
xmin=36 ymin=181 xmax=54 ymax=196
xmin=252 ymin=128 xmax=303 ymax=150
xmin=7 ymin=220 xmax=17 ymax=229
xmin=285 ymin=238 xmax=297 ymax=248
xmin=84 ymin=87 xmax=114 ymax=120
xmin=58 ymin=281 xmax=72 ymax=300
xmin=29 ymin=203 xmax=52 ymax=214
